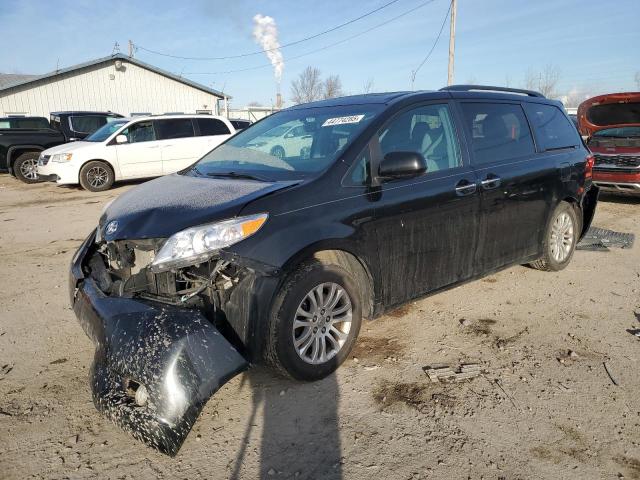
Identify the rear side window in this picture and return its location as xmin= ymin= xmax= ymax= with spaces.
xmin=524 ymin=103 xmax=579 ymax=150
xmin=70 ymin=115 xmax=107 ymax=134
xmin=196 ymin=118 xmax=230 ymax=136
xmin=230 ymin=120 xmax=250 ymax=130
xmin=460 ymin=103 xmax=535 ymax=165
xmin=155 ymin=119 xmax=195 ymax=140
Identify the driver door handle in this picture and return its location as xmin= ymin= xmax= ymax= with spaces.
xmin=455 ymin=179 xmax=477 ymax=196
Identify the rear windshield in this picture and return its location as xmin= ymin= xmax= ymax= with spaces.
xmin=191 ymin=105 xmax=381 ymax=181
xmin=587 ymin=102 xmax=640 ymax=126
xmin=592 ymin=126 xmax=640 ymax=138
xmin=0 ymin=117 xmax=49 ymax=129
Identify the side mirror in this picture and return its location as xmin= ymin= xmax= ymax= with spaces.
xmin=115 ymin=134 xmax=128 ymax=144
xmin=378 ymin=151 xmax=427 ymax=179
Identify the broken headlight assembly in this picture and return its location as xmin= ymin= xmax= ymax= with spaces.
xmin=149 ymin=213 xmax=268 ymax=273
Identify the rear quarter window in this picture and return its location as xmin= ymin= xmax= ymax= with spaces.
xmin=196 ymin=118 xmax=231 ymax=136
xmin=524 ymin=103 xmax=579 ymax=150
xmin=460 ymin=102 xmax=535 ymax=165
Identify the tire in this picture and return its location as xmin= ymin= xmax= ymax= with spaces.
xmin=79 ymin=161 xmax=114 ymax=192
xmin=13 ymin=152 xmax=41 ymax=183
xmin=265 ymin=261 xmax=362 ymax=381
xmin=270 ymin=145 xmax=285 ymax=159
xmin=530 ymin=201 xmax=580 ymax=271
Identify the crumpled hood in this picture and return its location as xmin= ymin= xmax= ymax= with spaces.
xmin=100 ymin=173 xmax=297 ymax=240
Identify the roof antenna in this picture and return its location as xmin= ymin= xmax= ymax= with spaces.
xmin=55 ymin=58 xmax=60 ymax=73
xmin=112 ymin=41 xmax=121 ymax=56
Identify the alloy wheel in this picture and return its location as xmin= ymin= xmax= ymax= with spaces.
xmin=87 ymin=166 xmax=109 ymax=188
xmin=292 ymin=282 xmax=353 ymax=365
xmin=20 ymin=159 xmax=39 ymax=180
xmin=550 ymin=211 xmax=574 ymax=262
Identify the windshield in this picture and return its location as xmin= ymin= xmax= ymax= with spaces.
xmin=190 ymin=105 xmax=381 ymax=181
xmin=85 ymin=120 xmax=128 ymax=142
xmin=593 ymin=126 xmax=640 ymax=138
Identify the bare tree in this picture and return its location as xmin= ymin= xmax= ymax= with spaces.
xmin=635 ymin=71 xmax=640 ymax=90
xmin=323 ymin=75 xmax=344 ymax=99
xmin=290 ymin=66 xmax=323 ymax=104
xmin=524 ymin=65 xmax=561 ymax=98
xmin=247 ymin=101 xmax=263 ymax=107
xmin=362 ymin=77 xmax=375 ymax=94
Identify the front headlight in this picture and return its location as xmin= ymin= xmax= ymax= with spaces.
xmin=51 ymin=153 xmax=73 ymax=163
xmin=150 ymin=213 xmax=268 ymax=272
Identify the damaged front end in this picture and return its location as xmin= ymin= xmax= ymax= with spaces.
xmin=69 ymin=230 xmax=265 ymax=455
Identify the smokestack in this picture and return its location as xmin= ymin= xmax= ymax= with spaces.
xmin=252 ymin=14 xmax=284 ymax=87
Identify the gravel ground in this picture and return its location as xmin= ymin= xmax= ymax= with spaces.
xmin=0 ymin=175 xmax=639 ymax=480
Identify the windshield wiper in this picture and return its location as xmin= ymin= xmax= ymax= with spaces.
xmin=206 ymin=171 xmax=272 ymax=182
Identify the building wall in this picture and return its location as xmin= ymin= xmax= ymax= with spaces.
xmin=0 ymin=60 xmax=221 ymax=117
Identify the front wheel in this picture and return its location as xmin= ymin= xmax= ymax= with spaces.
xmin=270 ymin=145 xmax=285 ymax=159
xmin=530 ymin=202 xmax=580 ymax=271
xmin=266 ymin=262 xmax=362 ymax=381
xmin=79 ymin=161 xmax=114 ymax=192
xmin=14 ymin=152 xmax=41 ymax=183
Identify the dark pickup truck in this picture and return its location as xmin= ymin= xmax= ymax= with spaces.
xmin=1 ymin=111 xmax=122 ymax=183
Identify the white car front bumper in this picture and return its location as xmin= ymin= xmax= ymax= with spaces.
xmin=37 ymin=155 xmax=80 ymax=185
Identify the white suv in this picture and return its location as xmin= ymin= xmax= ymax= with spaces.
xmin=37 ymin=114 xmax=236 ymax=191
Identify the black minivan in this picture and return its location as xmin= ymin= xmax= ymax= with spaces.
xmin=70 ymin=86 xmax=598 ymax=454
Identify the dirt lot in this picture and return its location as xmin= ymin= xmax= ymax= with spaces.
xmin=0 ymin=174 xmax=639 ymax=480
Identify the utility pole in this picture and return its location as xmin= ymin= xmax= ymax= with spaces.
xmin=447 ymin=0 xmax=457 ymax=86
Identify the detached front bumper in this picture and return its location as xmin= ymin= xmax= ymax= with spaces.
xmin=69 ymin=232 xmax=248 ymax=456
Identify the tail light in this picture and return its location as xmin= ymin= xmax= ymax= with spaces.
xmin=585 ymin=154 xmax=595 ymax=180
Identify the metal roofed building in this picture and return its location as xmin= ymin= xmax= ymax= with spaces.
xmin=0 ymin=54 xmax=230 ymax=118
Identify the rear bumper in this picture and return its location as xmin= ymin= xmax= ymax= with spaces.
xmin=593 ymin=170 xmax=640 ymax=194
xmin=69 ymin=231 xmax=248 ymax=456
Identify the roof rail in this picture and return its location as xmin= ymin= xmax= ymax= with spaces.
xmin=440 ymin=85 xmax=545 ymax=98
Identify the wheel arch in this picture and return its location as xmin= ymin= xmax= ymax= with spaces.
xmin=280 ymin=245 xmax=376 ymax=320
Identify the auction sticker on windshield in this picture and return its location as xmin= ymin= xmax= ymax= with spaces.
xmin=322 ymin=115 xmax=365 ymax=127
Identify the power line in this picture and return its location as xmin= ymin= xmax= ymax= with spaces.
xmin=182 ymin=0 xmax=438 ymax=76
xmin=135 ymin=0 xmax=402 ymax=61
xmin=410 ymin=0 xmax=452 ymax=89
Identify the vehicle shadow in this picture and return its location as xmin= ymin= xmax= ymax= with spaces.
xmin=597 ymin=192 xmax=640 ymax=205
xmin=229 ymin=367 xmax=343 ymax=480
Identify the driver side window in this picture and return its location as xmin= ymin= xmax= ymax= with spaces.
xmin=378 ymin=104 xmax=462 ymax=173
xmin=122 ymin=121 xmax=156 ymax=144
xmin=346 ymin=104 xmax=462 ymax=185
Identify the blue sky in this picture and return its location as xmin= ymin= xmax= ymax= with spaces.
xmin=1 ymin=0 xmax=638 ymax=107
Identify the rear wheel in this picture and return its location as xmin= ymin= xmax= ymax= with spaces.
xmin=14 ymin=152 xmax=41 ymax=183
xmin=266 ymin=261 xmax=362 ymax=381
xmin=79 ymin=161 xmax=114 ymax=192
xmin=530 ymin=202 xmax=580 ymax=271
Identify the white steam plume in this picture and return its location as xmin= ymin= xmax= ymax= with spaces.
xmin=252 ymin=14 xmax=284 ymax=84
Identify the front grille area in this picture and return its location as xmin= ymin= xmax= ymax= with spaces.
xmin=38 ymin=155 xmax=50 ymax=166
xmin=594 ymin=154 xmax=640 ymax=169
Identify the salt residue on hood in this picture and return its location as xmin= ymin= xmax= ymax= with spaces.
xmin=100 ymin=173 xmax=295 ymax=240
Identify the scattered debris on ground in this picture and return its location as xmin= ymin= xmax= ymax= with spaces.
xmin=577 ymin=227 xmax=635 ymax=251
xmin=423 ymin=363 xmax=484 ymax=383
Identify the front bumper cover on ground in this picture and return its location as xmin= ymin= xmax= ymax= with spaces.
xmin=69 ymin=232 xmax=248 ymax=456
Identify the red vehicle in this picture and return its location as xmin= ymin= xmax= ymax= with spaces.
xmin=578 ymin=92 xmax=640 ymax=194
